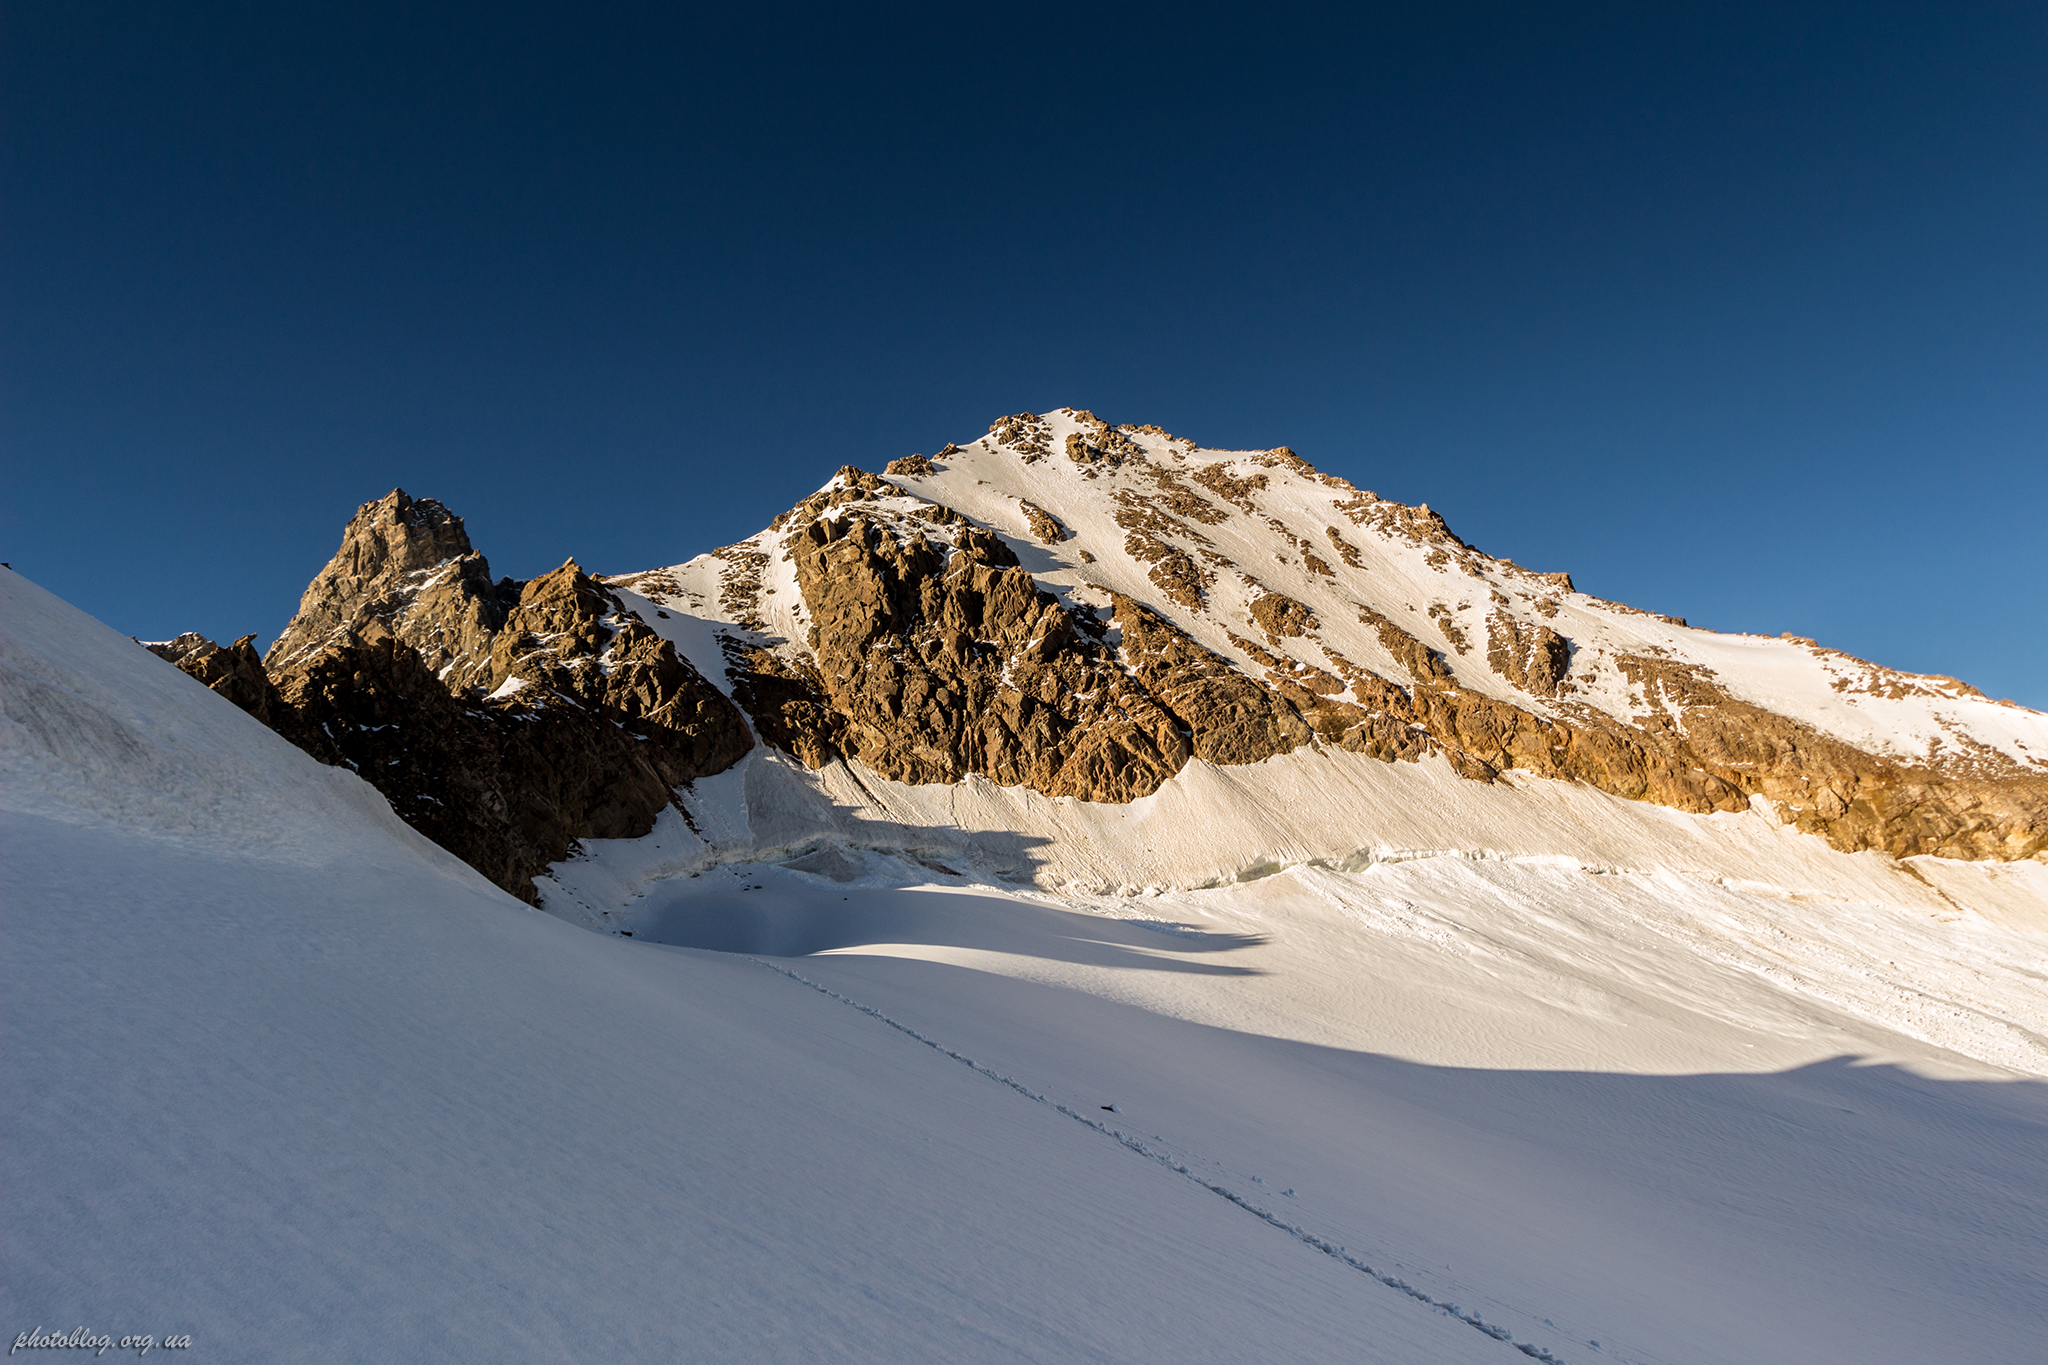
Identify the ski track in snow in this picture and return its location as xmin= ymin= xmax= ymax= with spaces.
xmin=751 ymin=957 xmax=1583 ymax=1365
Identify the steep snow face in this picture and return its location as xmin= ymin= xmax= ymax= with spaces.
xmin=878 ymin=410 xmax=2045 ymax=773
xmin=0 ymin=567 xmax=452 ymax=865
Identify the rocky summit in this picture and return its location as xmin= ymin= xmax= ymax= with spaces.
xmin=154 ymin=490 xmax=749 ymax=900
xmin=152 ymin=410 xmax=2048 ymax=900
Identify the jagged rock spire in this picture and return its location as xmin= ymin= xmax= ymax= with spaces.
xmin=266 ymin=489 xmax=485 ymax=671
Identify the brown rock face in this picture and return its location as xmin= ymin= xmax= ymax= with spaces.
xmin=988 ymin=413 xmax=1053 ymax=462
xmin=272 ymin=617 xmax=713 ymax=895
xmin=1355 ymin=604 xmax=1453 ymax=686
xmin=1062 ymin=413 xmax=1143 ymax=471
xmin=1486 ymin=611 xmax=1570 ymax=698
xmin=729 ymin=489 xmax=1311 ymax=803
xmin=266 ymin=491 xmax=501 ymax=682
xmin=1231 ymin=594 xmax=2046 ymax=857
xmin=1249 ymin=591 xmax=1317 ymax=643
xmin=1116 ymin=601 xmax=1312 ymax=766
xmin=1583 ymin=654 xmax=2047 ymax=860
xmin=189 ymin=490 xmax=752 ymax=900
xmin=1283 ymin=605 xmax=2043 ymax=859
xmin=787 ymin=509 xmax=1185 ymax=798
xmin=1112 ymin=490 xmax=1215 ymax=611
xmin=1018 ymin=499 xmax=1069 ymax=544
xmin=486 ymin=561 xmax=754 ymax=782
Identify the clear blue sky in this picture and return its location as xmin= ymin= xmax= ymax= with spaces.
xmin=5 ymin=2 xmax=2043 ymax=705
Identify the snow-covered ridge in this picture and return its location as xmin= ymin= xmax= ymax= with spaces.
xmin=647 ymin=404 xmax=2046 ymax=775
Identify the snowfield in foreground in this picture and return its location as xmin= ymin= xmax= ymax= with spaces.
xmin=4 ymin=567 xmax=2045 ymax=1364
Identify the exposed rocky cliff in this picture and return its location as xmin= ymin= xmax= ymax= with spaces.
xmin=726 ymin=468 xmax=1308 ymax=802
xmin=154 ymin=490 xmax=750 ymax=899
xmin=146 ymin=632 xmax=284 ymax=729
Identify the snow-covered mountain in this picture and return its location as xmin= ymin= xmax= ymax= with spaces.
xmin=9 ymin=410 xmax=2048 ymax=1362
xmin=121 ymin=406 xmax=2048 ymax=1076
xmin=617 ymin=407 xmax=2044 ymax=862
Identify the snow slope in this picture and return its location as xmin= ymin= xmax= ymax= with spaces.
xmin=7 ymin=559 xmax=2046 ymax=1363
xmin=544 ymin=746 xmax=2048 ymax=1362
xmin=587 ymin=424 xmax=2048 ymax=1083
xmin=0 ymin=570 xmax=1513 ymax=1364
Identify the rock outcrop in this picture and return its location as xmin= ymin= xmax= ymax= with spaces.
xmin=730 ymin=476 xmax=1308 ymax=803
xmin=147 ymin=632 xmax=284 ymax=729
xmin=266 ymin=491 xmax=507 ymax=691
xmin=1486 ymin=610 xmax=1570 ymax=698
xmin=164 ymin=490 xmax=751 ymax=899
xmin=271 ymin=616 xmax=724 ymax=894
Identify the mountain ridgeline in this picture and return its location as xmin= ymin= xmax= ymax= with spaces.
xmin=149 ymin=410 xmax=2048 ymax=898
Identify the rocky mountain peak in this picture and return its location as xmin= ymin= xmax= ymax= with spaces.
xmin=617 ymin=407 xmax=2047 ymax=863
xmin=266 ymin=488 xmax=496 ymax=675
xmin=159 ymin=494 xmax=751 ymax=901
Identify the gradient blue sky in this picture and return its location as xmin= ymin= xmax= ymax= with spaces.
xmin=5 ymin=2 xmax=2044 ymax=705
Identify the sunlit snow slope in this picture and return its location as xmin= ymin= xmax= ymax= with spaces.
xmin=7 ymin=544 xmax=2046 ymax=1364
xmin=1 ymin=569 xmax=1517 ymax=1365
xmin=584 ymin=410 xmax=2048 ymax=1084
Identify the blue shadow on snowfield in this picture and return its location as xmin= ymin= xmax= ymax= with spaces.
xmin=625 ymin=873 xmax=1268 ymax=973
